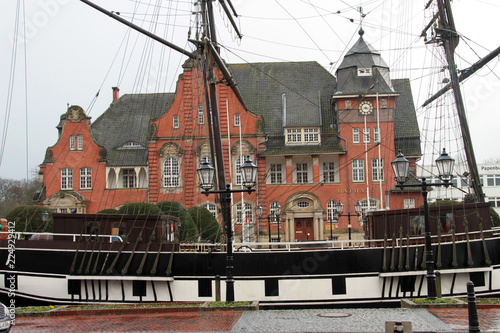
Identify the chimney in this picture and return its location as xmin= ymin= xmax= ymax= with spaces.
xmin=112 ymin=87 xmax=120 ymax=103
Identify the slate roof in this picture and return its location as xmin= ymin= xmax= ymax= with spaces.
xmin=229 ymin=62 xmax=344 ymax=155
xmin=91 ymin=93 xmax=175 ymax=166
xmin=87 ymin=61 xmax=420 ymax=165
xmin=335 ymin=29 xmax=394 ymax=95
xmin=392 ymin=78 xmax=421 ymax=157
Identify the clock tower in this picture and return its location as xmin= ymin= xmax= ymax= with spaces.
xmin=330 ymin=28 xmax=420 ymax=212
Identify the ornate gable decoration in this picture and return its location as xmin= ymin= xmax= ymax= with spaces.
xmin=63 ymin=105 xmax=91 ymax=123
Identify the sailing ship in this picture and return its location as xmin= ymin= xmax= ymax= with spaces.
xmin=1 ymin=0 xmax=499 ymax=307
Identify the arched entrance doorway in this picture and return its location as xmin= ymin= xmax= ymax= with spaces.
xmin=283 ymin=192 xmax=324 ymax=242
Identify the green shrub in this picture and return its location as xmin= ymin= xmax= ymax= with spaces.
xmin=427 ymin=200 xmax=461 ymax=207
xmin=5 ymin=205 xmax=53 ymax=233
xmin=117 ymin=203 xmax=161 ymax=215
xmin=490 ymin=207 xmax=500 ymax=227
xmin=412 ymin=298 xmax=458 ymax=304
xmin=157 ymin=201 xmax=196 ymax=242
xmin=188 ymin=206 xmax=221 ymax=242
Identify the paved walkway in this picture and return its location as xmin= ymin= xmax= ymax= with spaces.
xmin=10 ymin=308 xmax=500 ymax=332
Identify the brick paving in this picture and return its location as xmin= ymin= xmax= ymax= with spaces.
xmin=9 ymin=308 xmax=500 ymax=332
xmin=427 ymin=308 xmax=500 ymax=332
xmin=11 ymin=311 xmax=243 ymax=332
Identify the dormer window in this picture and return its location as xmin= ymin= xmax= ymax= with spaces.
xmin=285 ymin=128 xmax=320 ymax=145
xmin=120 ymin=142 xmax=144 ymax=149
xmin=357 ymin=68 xmax=372 ymax=76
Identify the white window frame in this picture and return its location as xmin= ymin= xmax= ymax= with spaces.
xmin=296 ymin=163 xmax=308 ymax=183
xmin=234 ymin=113 xmax=240 ymax=127
xmin=404 ymin=198 xmax=415 ymax=209
xmin=352 ymin=159 xmax=364 ymax=182
xmin=202 ymin=203 xmax=217 ymax=219
xmin=285 ymin=128 xmax=320 ymax=145
xmin=327 ymin=200 xmax=337 ymax=222
xmin=173 ymin=115 xmax=179 ymax=129
xmin=357 ymin=68 xmax=372 ymax=76
xmin=353 ymin=128 xmax=360 ymax=143
xmin=77 ymin=135 xmax=82 ymax=150
xmin=374 ymin=127 xmax=380 ymax=142
xmin=198 ymin=104 xmax=204 ymax=125
xmin=323 ymin=162 xmax=335 ymax=183
xmin=80 ymin=168 xmax=92 ymax=189
xmin=363 ymin=127 xmax=370 ymax=143
xmin=235 ymin=155 xmax=250 ymax=185
xmin=122 ymin=169 xmax=137 ymax=188
xmin=69 ymin=135 xmax=82 ymax=151
xmin=163 ymin=157 xmax=180 ymax=187
xmin=360 ymin=198 xmax=378 ymax=213
xmin=303 ymin=128 xmax=319 ymax=142
xmin=270 ymin=163 xmax=283 ymax=184
xmin=372 ymin=159 xmax=384 ymax=181
xmin=286 ymin=128 xmax=302 ymax=144
xmin=236 ymin=202 xmax=253 ymax=224
xmin=61 ymin=168 xmax=73 ymax=190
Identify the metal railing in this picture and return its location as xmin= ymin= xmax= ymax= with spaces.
xmin=0 ymin=231 xmax=123 ymax=243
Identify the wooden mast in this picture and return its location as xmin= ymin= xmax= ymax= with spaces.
xmin=435 ymin=0 xmax=485 ymax=202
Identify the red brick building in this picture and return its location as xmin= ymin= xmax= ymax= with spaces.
xmin=36 ymin=31 xmax=422 ymax=241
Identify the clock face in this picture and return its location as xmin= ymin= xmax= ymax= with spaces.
xmin=359 ymin=101 xmax=373 ymax=115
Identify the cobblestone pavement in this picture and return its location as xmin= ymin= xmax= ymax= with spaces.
xmin=10 ymin=308 xmax=500 ymax=332
xmin=232 ymin=309 xmax=453 ymax=332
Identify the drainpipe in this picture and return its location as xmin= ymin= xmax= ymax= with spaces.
xmin=256 ymin=135 xmax=268 ymax=243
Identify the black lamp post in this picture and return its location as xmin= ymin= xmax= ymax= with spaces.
xmin=256 ymin=203 xmax=281 ymax=243
xmin=323 ymin=207 xmax=339 ymax=241
xmin=197 ymin=156 xmax=258 ymax=303
xmin=272 ymin=203 xmax=281 ymax=242
xmin=391 ymin=148 xmax=454 ymax=300
xmin=335 ymin=200 xmax=362 ymax=245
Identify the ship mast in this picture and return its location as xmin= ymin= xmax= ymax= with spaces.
xmin=81 ymin=0 xmax=246 ymax=302
xmin=433 ymin=0 xmax=485 ymax=202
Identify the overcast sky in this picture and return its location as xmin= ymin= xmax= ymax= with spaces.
xmin=1 ymin=0 xmax=499 ymax=180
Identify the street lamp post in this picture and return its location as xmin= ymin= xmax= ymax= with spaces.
xmin=256 ymin=203 xmax=281 ymax=243
xmin=323 ymin=209 xmax=338 ymax=241
xmin=197 ymin=157 xmax=258 ymax=303
xmin=391 ymin=149 xmax=455 ymax=300
xmin=334 ymin=201 xmax=362 ymax=245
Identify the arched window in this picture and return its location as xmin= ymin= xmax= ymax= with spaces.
xmin=359 ymin=198 xmax=378 ymax=214
xmin=327 ymin=200 xmax=337 ymax=222
xmin=235 ymin=155 xmax=250 ymax=185
xmin=163 ymin=157 xmax=180 ymax=187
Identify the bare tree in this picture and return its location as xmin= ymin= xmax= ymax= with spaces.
xmin=482 ymin=157 xmax=500 ymax=164
xmin=0 ymin=175 xmax=40 ymax=218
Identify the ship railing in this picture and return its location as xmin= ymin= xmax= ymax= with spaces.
xmin=179 ymin=239 xmax=376 ymax=252
xmin=0 ymin=231 xmax=123 ymax=243
xmin=177 ymin=229 xmax=498 ymax=252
